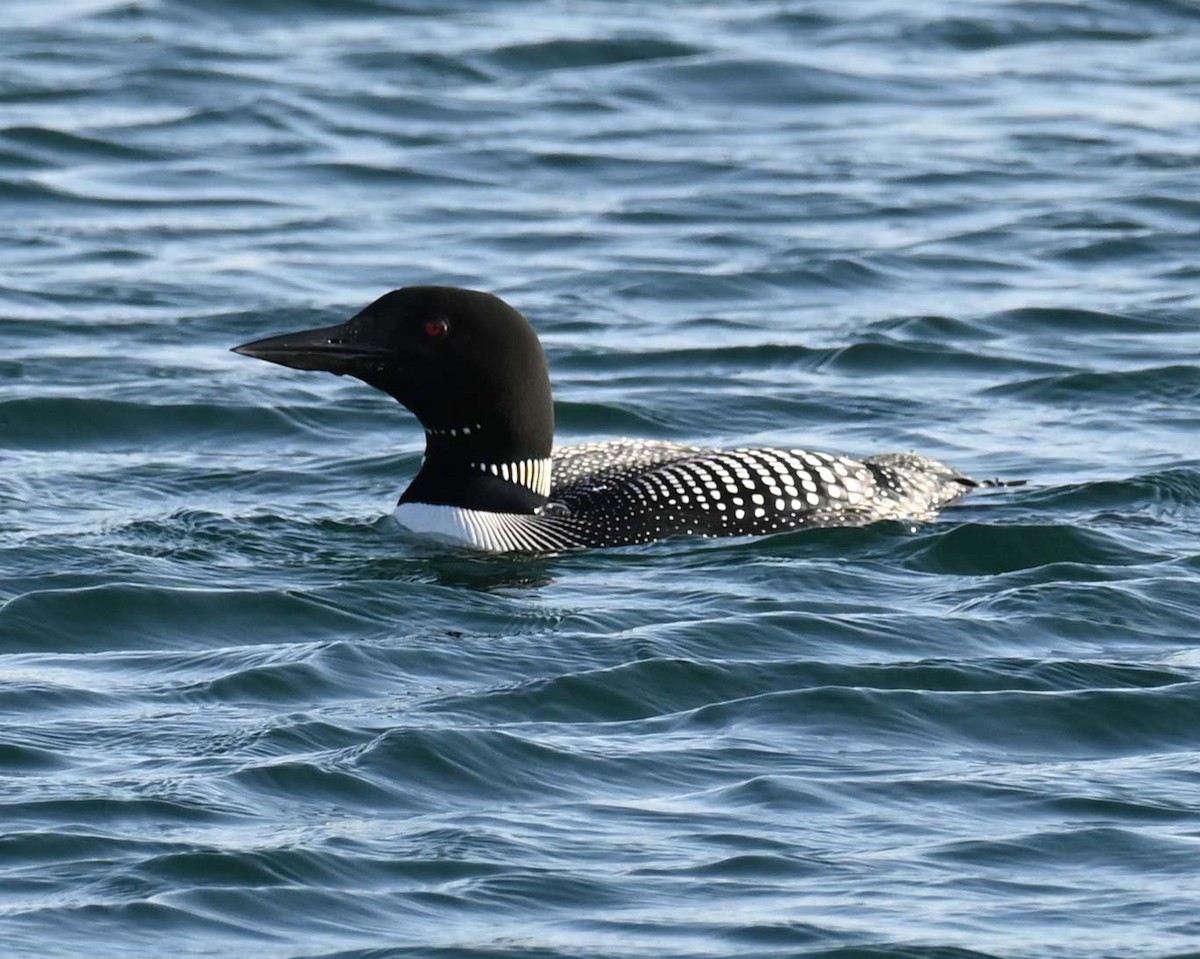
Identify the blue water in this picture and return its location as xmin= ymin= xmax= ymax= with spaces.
xmin=3 ymin=2 xmax=1200 ymax=957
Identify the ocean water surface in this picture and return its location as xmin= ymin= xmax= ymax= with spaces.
xmin=3 ymin=1 xmax=1200 ymax=957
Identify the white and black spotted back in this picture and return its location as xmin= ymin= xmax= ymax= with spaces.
xmin=550 ymin=439 xmax=705 ymax=490
xmin=547 ymin=440 xmax=972 ymax=547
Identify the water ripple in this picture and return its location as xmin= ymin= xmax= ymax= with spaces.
xmin=4 ymin=2 xmax=1200 ymax=958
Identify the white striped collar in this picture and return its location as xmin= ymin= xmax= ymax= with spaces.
xmin=470 ymin=457 xmax=551 ymax=498
xmin=424 ymin=423 xmax=482 ymax=439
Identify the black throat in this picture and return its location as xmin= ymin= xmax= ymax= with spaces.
xmin=398 ymin=427 xmax=551 ymax=513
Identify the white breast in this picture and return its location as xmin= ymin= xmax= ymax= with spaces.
xmin=393 ymin=502 xmax=581 ymax=553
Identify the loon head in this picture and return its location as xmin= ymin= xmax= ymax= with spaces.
xmin=233 ymin=286 xmax=555 ymax=510
xmin=234 ymin=286 xmax=554 ymax=453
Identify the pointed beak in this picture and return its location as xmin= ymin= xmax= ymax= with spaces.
xmin=231 ymin=321 xmax=389 ymax=375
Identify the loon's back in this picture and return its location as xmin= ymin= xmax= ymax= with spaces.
xmin=538 ymin=439 xmax=975 ymax=549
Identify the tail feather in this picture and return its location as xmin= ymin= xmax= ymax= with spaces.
xmin=954 ymin=476 xmax=1028 ymax=489
xmin=862 ymin=451 xmax=1025 ymax=518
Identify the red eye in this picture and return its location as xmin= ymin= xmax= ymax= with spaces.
xmin=424 ymin=318 xmax=449 ymax=339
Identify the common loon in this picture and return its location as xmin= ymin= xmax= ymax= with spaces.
xmin=233 ymin=286 xmax=997 ymax=552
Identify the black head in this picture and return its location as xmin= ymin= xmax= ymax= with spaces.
xmin=232 ymin=286 xmax=555 ymax=462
